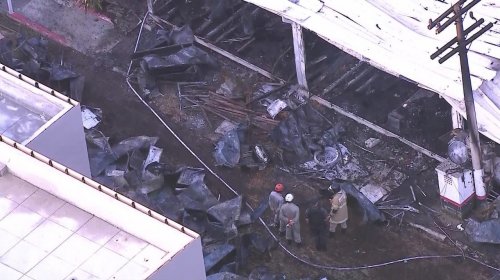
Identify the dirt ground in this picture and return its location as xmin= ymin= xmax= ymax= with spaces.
xmin=1 ymin=1 xmax=500 ymax=279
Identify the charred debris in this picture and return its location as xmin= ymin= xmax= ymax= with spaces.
xmin=0 ymin=34 xmax=85 ymax=101
xmin=84 ymin=127 xmax=286 ymax=277
xmin=2 ymin=0 xmax=498 ymax=277
xmin=126 ymin=3 xmax=433 ymax=218
xmin=115 ymin=4 xmax=449 ymax=277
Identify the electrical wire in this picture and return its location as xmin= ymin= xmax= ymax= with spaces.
xmin=126 ymin=11 xmax=500 ymax=274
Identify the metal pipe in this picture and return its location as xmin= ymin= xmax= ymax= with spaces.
xmin=453 ymin=4 xmax=485 ymax=200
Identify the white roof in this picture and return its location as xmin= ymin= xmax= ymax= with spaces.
xmin=0 ymin=136 xmax=200 ymax=280
xmin=244 ymin=0 xmax=500 ymax=143
xmin=0 ymin=64 xmax=74 ymax=144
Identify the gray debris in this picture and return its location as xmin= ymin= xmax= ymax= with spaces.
xmin=465 ymin=218 xmax=500 ymax=244
xmin=494 ymin=157 xmax=500 ymax=186
xmin=207 ymin=196 xmax=242 ymax=224
xmin=112 ymin=136 xmax=159 ymax=158
xmin=213 ymin=129 xmax=241 ymax=167
xmin=236 ymin=207 xmax=252 ymax=226
xmin=249 ymin=266 xmax=285 ymax=280
xmin=177 ymin=181 xmax=219 ymax=211
xmin=219 ymin=262 xmax=237 ymax=273
xmin=69 ymin=76 xmax=85 ymax=102
xmin=81 ymin=106 xmax=102 ymax=130
xmin=248 ymin=83 xmax=285 ymax=104
xmin=153 ymin=190 xmax=184 ymax=220
xmin=0 ymin=35 xmax=85 ymax=101
xmin=207 ymin=272 xmax=246 ymax=280
xmin=50 ymin=64 xmax=79 ymax=81
xmin=85 ymin=130 xmax=116 ymax=177
xmin=142 ymin=46 xmax=217 ymax=73
xmin=250 ymin=195 xmax=269 ymax=222
xmin=254 ymin=144 xmax=269 ymax=164
xmin=332 ymin=179 xmax=386 ymax=223
xmin=248 ymin=232 xmax=276 ymax=254
xmin=143 ymin=146 xmax=163 ymax=171
xmin=319 ymin=123 xmax=346 ymax=146
xmin=313 ymin=146 xmax=340 ymax=167
xmin=215 ymin=120 xmax=238 ymax=135
xmin=204 ymin=244 xmax=236 ymax=272
xmin=207 ymin=196 xmax=242 ymax=239
xmin=137 ymin=61 xmax=161 ymax=99
xmin=182 ymin=209 xmax=207 ymax=235
xmin=138 ymin=171 xmax=164 ymax=195
xmin=168 ymin=25 xmax=195 ymax=45
xmin=271 ymin=103 xmax=331 ymax=164
xmin=448 ymin=135 xmax=469 ymax=165
xmin=177 ymin=167 xmax=206 ymax=186
xmin=267 ymin=99 xmax=287 ymax=118
xmin=129 ymin=149 xmax=148 ymax=171
xmin=365 ymin=138 xmax=381 ymax=148
xmin=216 ymin=77 xmax=243 ymax=99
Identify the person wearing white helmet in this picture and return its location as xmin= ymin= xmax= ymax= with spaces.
xmin=268 ymin=183 xmax=285 ymax=227
xmin=279 ymin=193 xmax=301 ymax=246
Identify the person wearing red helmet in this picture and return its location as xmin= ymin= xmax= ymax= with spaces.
xmin=268 ymin=183 xmax=285 ymax=227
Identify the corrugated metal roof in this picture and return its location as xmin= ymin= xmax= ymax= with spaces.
xmin=244 ymin=0 xmax=500 ymax=143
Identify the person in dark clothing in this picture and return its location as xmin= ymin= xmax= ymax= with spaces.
xmin=305 ymin=201 xmax=328 ymax=251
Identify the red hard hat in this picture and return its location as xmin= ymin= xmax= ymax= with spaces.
xmin=275 ymin=183 xmax=284 ymax=192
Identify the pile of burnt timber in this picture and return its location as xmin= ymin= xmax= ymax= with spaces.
xmin=180 ymin=88 xmax=280 ymax=131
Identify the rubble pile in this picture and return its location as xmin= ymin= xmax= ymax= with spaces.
xmin=0 ymin=34 xmax=85 ymax=101
xmin=84 ymin=128 xmax=279 ymax=277
xmin=132 ymin=24 xmax=218 ymax=100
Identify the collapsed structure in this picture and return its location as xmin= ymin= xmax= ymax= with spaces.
xmin=232 ymin=0 xmax=500 ymax=216
xmin=0 ymin=2 xmax=500 ymax=277
xmin=244 ymin=0 xmax=500 ymax=143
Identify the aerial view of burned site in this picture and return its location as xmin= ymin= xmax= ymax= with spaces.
xmin=0 ymin=0 xmax=499 ymax=279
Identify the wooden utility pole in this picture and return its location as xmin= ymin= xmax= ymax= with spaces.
xmin=428 ymin=0 xmax=493 ymax=200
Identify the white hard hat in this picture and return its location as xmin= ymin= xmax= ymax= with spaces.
xmin=285 ymin=193 xmax=294 ymax=202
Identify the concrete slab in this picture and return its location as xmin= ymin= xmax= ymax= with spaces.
xmin=18 ymin=0 xmax=122 ymax=54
